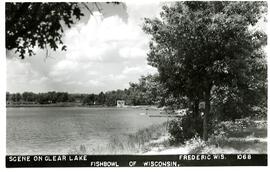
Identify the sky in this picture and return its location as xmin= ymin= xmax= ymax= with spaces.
xmin=6 ymin=2 xmax=163 ymax=94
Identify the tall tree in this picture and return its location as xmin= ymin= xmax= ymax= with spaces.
xmin=143 ymin=1 xmax=267 ymax=140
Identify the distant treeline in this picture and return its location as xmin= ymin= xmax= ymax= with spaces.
xmin=6 ymin=75 xmax=160 ymax=106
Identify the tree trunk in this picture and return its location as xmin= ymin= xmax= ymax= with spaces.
xmin=193 ymin=98 xmax=199 ymax=118
xmin=203 ymin=88 xmax=211 ymax=141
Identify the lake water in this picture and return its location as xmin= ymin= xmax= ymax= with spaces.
xmin=6 ymin=107 xmax=166 ymax=155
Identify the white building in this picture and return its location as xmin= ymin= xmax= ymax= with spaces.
xmin=116 ymin=100 xmax=125 ymax=108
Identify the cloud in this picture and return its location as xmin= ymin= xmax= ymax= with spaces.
xmin=122 ymin=65 xmax=157 ymax=75
xmin=87 ymin=80 xmax=103 ymax=87
xmin=52 ymin=60 xmax=78 ymax=73
xmin=29 ymin=76 xmax=49 ymax=84
xmin=119 ymin=47 xmax=147 ymax=59
xmin=6 ymin=3 xmax=162 ymax=93
xmin=63 ymin=11 xmax=149 ymax=63
xmin=6 ymin=58 xmax=51 ymax=92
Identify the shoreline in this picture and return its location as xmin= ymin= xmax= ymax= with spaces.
xmin=6 ymin=103 xmax=160 ymax=110
xmin=7 ymin=104 xmax=100 ymax=108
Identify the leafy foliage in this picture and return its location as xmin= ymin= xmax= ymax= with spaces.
xmin=143 ymin=1 xmax=267 ymax=140
xmin=143 ymin=0 xmax=267 ymax=104
xmin=6 ymin=2 xmax=84 ymax=59
xmin=128 ymin=74 xmax=164 ymax=105
xmin=168 ymin=114 xmax=203 ymax=145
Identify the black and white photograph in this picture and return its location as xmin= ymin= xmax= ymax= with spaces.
xmin=4 ymin=0 xmax=268 ymax=167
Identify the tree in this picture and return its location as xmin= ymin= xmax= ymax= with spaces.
xmin=56 ymin=92 xmax=69 ymax=102
xmin=83 ymin=94 xmax=96 ymax=105
xmin=15 ymin=93 xmax=22 ymax=102
xmin=212 ymin=48 xmax=267 ymax=120
xmin=97 ymin=92 xmax=106 ymax=105
xmin=6 ymin=92 xmax=10 ymax=101
xmin=22 ymin=92 xmax=37 ymax=102
xmin=11 ymin=94 xmax=17 ymax=102
xmin=47 ymin=91 xmax=58 ymax=103
xmin=128 ymin=74 xmax=167 ymax=106
xmin=105 ymin=91 xmax=117 ymax=106
xmin=37 ymin=93 xmax=48 ymax=104
xmin=143 ymin=1 xmax=267 ymax=140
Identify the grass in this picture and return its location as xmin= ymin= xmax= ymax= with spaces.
xmin=68 ymin=122 xmax=169 ymax=154
xmin=228 ymin=127 xmax=267 ymax=138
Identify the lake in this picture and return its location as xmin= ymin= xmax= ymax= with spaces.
xmin=6 ymin=107 xmax=166 ymax=155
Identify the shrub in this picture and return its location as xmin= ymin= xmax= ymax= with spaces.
xmin=186 ymin=135 xmax=206 ymax=154
xmin=168 ymin=114 xmax=203 ymax=145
